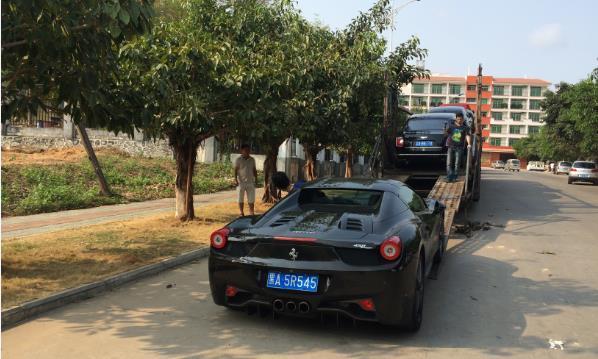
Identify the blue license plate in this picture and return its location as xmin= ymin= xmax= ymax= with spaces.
xmin=266 ymin=271 xmax=318 ymax=292
xmin=415 ymin=141 xmax=433 ymax=147
xmin=579 ymin=174 xmax=590 ymax=178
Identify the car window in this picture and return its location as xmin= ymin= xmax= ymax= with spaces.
xmin=398 ymin=186 xmax=426 ymax=212
xmin=573 ymin=162 xmax=596 ymax=169
xmin=405 ymin=118 xmax=453 ymax=131
xmin=298 ymin=189 xmax=383 ymax=210
xmin=560 ymin=162 xmax=572 ymax=166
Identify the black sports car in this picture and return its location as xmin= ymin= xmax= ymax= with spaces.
xmin=209 ymin=178 xmax=446 ymax=331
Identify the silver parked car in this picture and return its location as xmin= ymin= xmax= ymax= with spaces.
xmin=491 ymin=160 xmax=505 ymax=169
xmin=556 ymin=161 xmax=572 ymax=175
xmin=568 ymin=161 xmax=597 ymax=185
xmin=504 ymin=159 xmax=520 ymax=172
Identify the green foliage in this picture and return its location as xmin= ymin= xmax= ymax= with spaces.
xmin=1 ymin=154 xmax=235 ymax=216
xmin=516 ymin=76 xmax=597 ymax=161
xmin=1 ymin=0 xmax=154 ymax=132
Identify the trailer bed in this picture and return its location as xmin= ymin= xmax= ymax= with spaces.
xmin=427 ymin=176 xmax=465 ymax=237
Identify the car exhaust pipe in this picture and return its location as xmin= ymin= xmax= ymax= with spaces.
xmin=273 ymin=299 xmax=284 ymax=312
xmin=285 ymin=301 xmax=297 ymax=312
xmin=298 ymin=301 xmax=310 ymax=314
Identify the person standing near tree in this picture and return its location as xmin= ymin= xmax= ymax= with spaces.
xmin=444 ymin=113 xmax=471 ymax=182
xmin=234 ymin=144 xmax=258 ymax=216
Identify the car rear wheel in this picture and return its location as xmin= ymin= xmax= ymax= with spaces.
xmin=568 ymin=178 xmax=573 ymax=184
xmin=404 ymin=254 xmax=424 ymax=332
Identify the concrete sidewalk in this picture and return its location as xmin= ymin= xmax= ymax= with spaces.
xmin=2 ymin=189 xmax=263 ymax=239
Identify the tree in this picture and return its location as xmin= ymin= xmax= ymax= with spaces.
xmin=515 ymin=73 xmax=598 ymax=161
xmin=2 ymin=0 xmax=154 ymax=195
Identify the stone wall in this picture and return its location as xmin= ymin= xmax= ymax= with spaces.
xmin=1 ymin=135 xmax=173 ymax=159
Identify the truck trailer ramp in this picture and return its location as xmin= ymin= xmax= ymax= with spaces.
xmin=427 ymin=177 xmax=465 ymax=237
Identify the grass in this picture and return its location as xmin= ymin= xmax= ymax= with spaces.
xmin=1 ymin=148 xmax=254 ymax=216
xmin=1 ymin=201 xmax=271 ymax=309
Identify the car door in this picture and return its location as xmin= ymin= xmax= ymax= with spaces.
xmin=398 ymin=186 xmax=437 ymax=270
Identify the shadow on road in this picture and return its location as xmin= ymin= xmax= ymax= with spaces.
xmin=32 ymin=169 xmax=598 ymax=357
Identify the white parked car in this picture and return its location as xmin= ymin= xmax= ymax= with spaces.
xmin=526 ymin=161 xmax=545 ymax=171
xmin=568 ymin=161 xmax=597 ymax=185
xmin=556 ymin=161 xmax=572 ymax=175
xmin=491 ymin=160 xmax=505 ymax=169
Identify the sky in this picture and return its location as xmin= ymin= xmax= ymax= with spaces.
xmin=295 ymin=0 xmax=598 ymax=85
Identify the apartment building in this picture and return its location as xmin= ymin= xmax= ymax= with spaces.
xmin=400 ymin=74 xmax=551 ymax=166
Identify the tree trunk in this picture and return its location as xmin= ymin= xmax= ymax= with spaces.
xmin=262 ymin=142 xmax=281 ymax=203
xmin=345 ymin=147 xmax=354 ymax=178
xmin=76 ymin=122 xmax=111 ymax=196
xmin=173 ymin=139 xmax=200 ymax=221
xmin=303 ymin=145 xmax=320 ymax=181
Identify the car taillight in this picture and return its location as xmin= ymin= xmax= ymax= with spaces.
xmin=396 ymin=137 xmax=405 ymax=148
xmin=210 ymin=228 xmax=230 ymax=249
xmin=379 ymin=236 xmax=402 ymax=261
xmin=570 ymin=168 xmax=577 ymax=172
xmin=592 ymin=168 xmax=598 ymax=173
xmin=358 ymin=298 xmax=376 ymax=312
xmin=225 ymin=285 xmax=238 ymax=297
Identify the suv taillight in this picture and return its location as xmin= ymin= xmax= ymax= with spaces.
xmin=396 ymin=137 xmax=404 ymax=148
xmin=570 ymin=168 xmax=577 ymax=172
xmin=379 ymin=236 xmax=402 ymax=261
xmin=210 ymin=228 xmax=230 ymax=249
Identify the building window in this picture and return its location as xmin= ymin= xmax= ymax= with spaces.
xmin=528 ymin=126 xmax=540 ymax=134
xmin=511 ymin=99 xmax=525 ymax=109
xmin=529 ymin=99 xmax=541 ymax=110
xmin=481 ymin=85 xmax=489 ymax=91
xmin=511 ymin=112 xmax=523 ymax=121
xmin=467 ymin=97 xmax=476 ymax=103
xmin=430 ymin=97 xmax=444 ymax=107
xmin=490 ymin=137 xmax=502 ymax=146
xmin=411 ymin=96 xmax=427 ymax=106
xmin=492 ymin=98 xmax=507 ymax=109
xmin=509 ymin=125 xmax=522 ymax=134
xmin=399 ymin=96 xmax=409 ymax=106
xmin=491 ymin=125 xmax=502 ymax=133
xmin=449 ymin=84 xmax=461 ymax=95
xmin=412 ymin=84 xmax=425 ymax=94
xmin=481 ymin=111 xmax=488 ymax=117
xmin=529 ymin=112 xmax=540 ymax=122
xmin=449 ymin=97 xmax=460 ymax=104
xmin=481 ymin=98 xmax=489 ymax=104
xmin=509 ymin=138 xmax=520 ymax=146
xmin=467 ymin=85 xmax=476 ymax=91
xmin=530 ymin=86 xmax=542 ymax=97
xmin=492 ymin=111 xmax=503 ymax=121
xmin=493 ymin=85 xmax=504 ymax=96
xmin=431 ymin=84 xmax=444 ymax=94
xmin=511 ymin=86 xmax=525 ymax=96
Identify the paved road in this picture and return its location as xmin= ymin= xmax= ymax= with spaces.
xmin=1 ymin=189 xmax=265 ymax=239
xmin=3 ymin=170 xmax=598 ymax=358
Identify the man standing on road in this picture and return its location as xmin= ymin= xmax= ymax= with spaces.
xmin=444 ymin=113 xmax=471 ymax=182
xmin=234 ymin=144 xmax=258 ymax=216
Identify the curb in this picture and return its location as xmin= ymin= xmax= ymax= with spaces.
xmin=1 ymin=247 xmax=210 ymax=329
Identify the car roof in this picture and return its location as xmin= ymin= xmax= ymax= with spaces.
xmin=408 ymin=113 xmax=455 ymax=120
xmin=304 ymin=177 xmax=404 ymax=194
xmin=429 ymin=106 xmax=467 ymax=114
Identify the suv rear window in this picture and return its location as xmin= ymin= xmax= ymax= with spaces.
xmin=573 ymin=162 xmax=596 ymax=169
xmin=511 ymin=160 xmax=520 ymax=164
xmin=560 ymin=162 xmax=572 ymax=167
xmin=405 ymin=118 xmax=452 ymax=131
xmin=298 ymin=189 xmax=383 ymax=210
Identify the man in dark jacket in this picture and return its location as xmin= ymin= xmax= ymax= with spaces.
xmin=444 ymin=113 xmax=471 ymax=182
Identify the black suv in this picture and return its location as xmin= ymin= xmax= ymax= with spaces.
xmin=395 ymin=113 xmax=455 ymax=165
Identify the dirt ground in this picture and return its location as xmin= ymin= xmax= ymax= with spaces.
xmin=1 ymin=201 xmax=271 ymax=308
xmin=1 ymin=147 xmax=126 ymax=165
